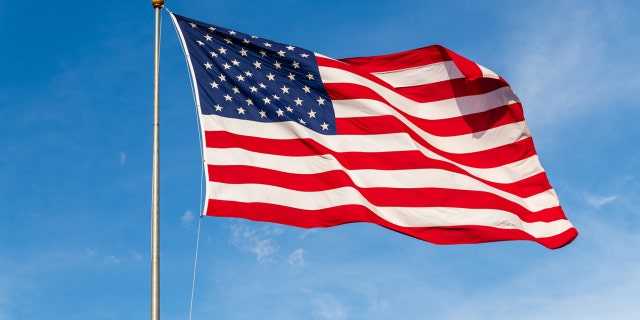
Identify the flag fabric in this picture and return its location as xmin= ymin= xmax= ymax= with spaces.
xmin=170 ymin=12 xmax=577 ymax=249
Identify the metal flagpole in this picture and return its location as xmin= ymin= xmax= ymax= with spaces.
xmin=151 ymin=1 xmax=164 ymax=319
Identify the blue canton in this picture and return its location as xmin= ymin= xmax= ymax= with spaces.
xmin=175 ymin=14 xmax=337 ymax=135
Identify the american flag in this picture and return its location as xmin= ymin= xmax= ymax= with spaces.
xmin=170 ymin=13 xmax=577 ymax=249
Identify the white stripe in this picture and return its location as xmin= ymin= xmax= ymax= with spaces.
xmin=478 ymin=63 xmax=500 ymax=79
xmin=371 ymin=61 xmax=464 ymax=87
xmin=200 ymin=114 xmax=545 ymax=183
xmin=206 ymin=147 xmax=560 ymax=212
xmin=200 ymin=110 xmax=530 ymax=155
xmin=208 ymin=182 xmax=573 ymax=238
xmin=319 ymin=66 xmax=520 ymax=120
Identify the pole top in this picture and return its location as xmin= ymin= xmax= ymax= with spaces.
xmin=151 ymin=0 xmax=164 ymax=8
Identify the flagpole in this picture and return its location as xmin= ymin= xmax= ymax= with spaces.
xmin=151 ymin=1 xmax=164 ymax=320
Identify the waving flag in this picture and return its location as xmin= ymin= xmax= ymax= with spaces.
xmin=170 ymin=12 xmax=577 ymax=249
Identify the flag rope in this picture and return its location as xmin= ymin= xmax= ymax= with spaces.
xmin=166 ymin=7 xmax=210 ymax=318
xmin=188 ymin=216 xmax=203 ymax=320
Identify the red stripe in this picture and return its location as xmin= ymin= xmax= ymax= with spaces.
xmin=334 ymin=105 xmax=525 ymax=137
xmin=325 ymin=82 xmax=522 ymax=136
xmin=206 ymin=200 xmax=578 ymax=249
xmin=335 ymin=45 xmax=452 ymax=73
xmin=393 ymin=77 xmax=508 ymax=103
xmin=208 ymin=164 xmax=568 ymax=223
xmin=335 ymin=116 xmax=536 ymax=169
xmin=204 ymin=130 xmax=552 ymax=198
xmin=320 ymin=64 xmax=509 ymax=103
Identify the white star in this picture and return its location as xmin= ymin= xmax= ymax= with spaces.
xmin=259 ymin=110 xmax=267 ymax=118
xmin=218 ymin=47 xmax=227 ymax=54
xmin=228 ymin=30 xmax=236 ymax=35
xmin=231 ymin=59 xmax=240 ymax=66
xmin=298 ymin=119 xmax=306 ymax=125
xmin=277 ymin=50 xmax=286 ymax=57
xmin=321 ymin=122 xmax=329 ymax=130
xmin=266 ymin=73 xmax=275 ymax=81
xmin=204 ymin=62 xmax=213 ymax=69
xmin=281 ymin=86 xmax=290 ymax=94
xmin=272 ymin=94 xmax=280 ymax=100
xmin=249 ymin=86 xmax=258 ymax=93
xmin=300 ymin=53 xmax=309 ymax=58
xmin=242 ymin=38 xmax=250 ymax=44
xmin=223 ymin=94 xmax=233 ymax=101
xmin=253 ymin=61 xmax=262 ymax=69
xmin=286 ymin=45 xmax=295 ymax=51
xmin=239 ymin=48 xmax=248 ymax=56
xmin=208 ymin=26 xmax=216 ymax=32
xmin=251 ymin=35 xmax=258 ymax=39
xmin=306 ymin=73 xmax=315 ymax=80
xmin=245 ymin=71 xmax=253 ymax=77
xmin=262 ymin=97 xmax=271 ymax=105
xmin=236 ymin=75 xmax=245 ymax=81
xmin=189 ymin=23 xmax=197 ymax=28
xmin=224 ymin=38 xmax=233 ymax=44
xmin=288 ymin=73 xmax=296 ymax=81
xmin=316 ymin=97 xmax=325 ymax=105
xmin=222 ymin=63 xmax=231 ymax=70
xmin=302 ymin=86 xmax=311 ymax=93
xmin=276 ymin=109 xmax=284 ymax=117
xmin=246 ymin=98 xmax=254 ymax=106
xmin=259 ymin=83 xmax=267 ymax=89
xmin=292 ymin=61 xmax=300 ymax=69
xmin=308 ymin=110 xmax=316 ymax=118
xmin=237 ymin=107 xmax=245 ymax=114
xmin=264 ymin=42 xmax=272 ymax=47
xmin=210 ymin=51 xmax=218 ymax=58
xmin=286 ymin=106 xmax=294 ymax=112
xmin=274 ymin=61 xmax=282 ymax=69
xmin=214 ymin=104 xmax=223 ymax=111
xmin=294 ymin=98 xmax=303 ymax=106
xmin=210 ymin=81 xmax=219 ymax=88
xmin=259 ymin=50 xmax=267 ymax=57
xmin=218 ymin=74 xmax=227 ymax=82
xmin=204 ymin=34 xmax=213 ymax=41
xmin=196 ymin=40 xmax=204 ymax=46
xmin=232 ymin=87 xmax=240 ymax=94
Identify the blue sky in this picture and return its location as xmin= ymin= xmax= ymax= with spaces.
xmin=1 ymin=1 xmax=639 ymax=319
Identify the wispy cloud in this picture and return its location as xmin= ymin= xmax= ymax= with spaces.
xmin=103 ymin=255 xmax=122 ymax=266
xmin=503 ymin=2 xmax=640 ymax=127
xmin=229 ymin=223 xmax=284 ymax=263
xmin=586 ymin=194 xmax=618 ymax=208
xmin=287 ymin=248 xmax=305 ymax=269
xmin=181 ymin=210 xmax=195 ymax=227
xmin=118 ymin=151 xmax=126 ymax=166
xmin=306 ymin=290 xmax=348 ymax=320
xmin=439 ymin=213 xmax=640 ymax=320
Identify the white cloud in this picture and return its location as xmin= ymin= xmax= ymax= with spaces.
xmin=83 ymin=248 xmax=96 ymax=258
xmin=181 ymin=210 xmax=195 ymax=227
xmin=229 ymin=223 xmax=283 ymax=263
xmin=103 ymin=255 xmax=122 ymax=266
xmin=298 ymin=229 xmax=318 ymax=239
xmin=503 ymin=2 xmax=640 ymax=127
xmin=131 ymin=250 xmax=143 ymax=262
xmin=306 ymin=291 xmax=348 ymax=320
xmin=287 ymin=248 xmax=305 ymax=269
xmin=118 ymin=151 xmax=126 ymax=166
xmin=437 ymin=208 xmax=640 ymax=320
xmin=586 ymin=194 xmax=618 ymax=208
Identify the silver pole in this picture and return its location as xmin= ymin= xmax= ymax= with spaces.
xmin=151 ymin=1 xmax=164 ymax=320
